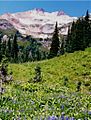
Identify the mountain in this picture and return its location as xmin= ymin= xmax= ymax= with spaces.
xmin=0 ymin=8 xmax=77 ymax=38
xmin=0 ymin=19 xmax=16 ymax=35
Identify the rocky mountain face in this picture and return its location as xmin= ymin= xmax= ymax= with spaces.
xmin=0 ymin=19 xmax=14 ymax=30
xmin=0 ymin=19 xmax=16 ymax=36
xmin=0 ymin=8 xmax=77 ymax=38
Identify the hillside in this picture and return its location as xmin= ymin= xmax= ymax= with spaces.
xmin=1 ymin=48 xmax=91 ymax=119
xmin=10 ymin=48 xmax=91 ymax=86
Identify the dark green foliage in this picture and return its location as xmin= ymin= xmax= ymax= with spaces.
xmin=14 ymin=36 xmax=48 ymax=63
xmin=12 ymin=33 xmax=18 ymax=62
xmin=85 ymin=10 xmax=89 ymax=22
xmin=65 ymin=26 xmax=71 ymax=52
xmin=0 ymin=57 xmax=12 ymax=95
xmin=66 ymin=10 xmax=91 ymax=53
xmin=1 ymin=40 xmax=6 ymax=56
xmin=84 ymin=11 xmax=91 ymax=47
xmin=25 ymin=38 xmax=47 ymax=62
xmin=33 ymin=65 xmax=42 ymax=82
xmin=0 ymin=57 xmax=12 ymax=81
xmin=0 ymin=57 xmax=8 ymax=80
xmin=0 ymin=57 xmax=12 ymax=85
xmin=77 ymin=81 xmax=81 ymax=92
xmin=41 ymin=51 xmax=48 ymax=60
xmin=60 ymin=39 xmax=65 ymax=55
xmin=0 ymin=33 xmax=2 ymax=62
xmin=6 ymin=38 xmax=11 ymax=61
xmin=49 ymin=22 xmax=60 ymax=58
xmin=66 ymin=20 xmax=83 ymax=52
xmin=29 ymin=38 xmax=41 ymax=61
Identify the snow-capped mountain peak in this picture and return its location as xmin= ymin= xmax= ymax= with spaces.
xmin=0 ymin=8 xmax=77 ymax=38
xmin=30 ymin=8 xmax=45 ymax=15
xmin=57 ymin=10 xmax=66 ymax=16
xmin=33 ymin=8 xmax=45 ymax=13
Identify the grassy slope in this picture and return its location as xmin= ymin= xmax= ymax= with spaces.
xmin=1 ymin=48 xmax=91 ymax=119
xmin=9 ymin=47 xmax=91 ymax=93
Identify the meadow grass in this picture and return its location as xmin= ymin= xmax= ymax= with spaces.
xmin=0 ymin=47 xmax=91 ymax=119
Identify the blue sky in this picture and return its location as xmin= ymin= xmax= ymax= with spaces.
xmin=0 ymin=1 xmax=90 ymax=17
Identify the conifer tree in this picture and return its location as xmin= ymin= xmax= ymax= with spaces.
xmin=12 ymin=33 xmax=18 ymax=62
xmin=66 ymin=21 xmax=76 ymax=52
xmin=0 ymin=34 xmax=2 ymax=62
xmin=75 ymin=18 xmax=85 ymax=51
xmin=84 ymin=10 xmax=91 ymax=47
xmin=65 ymin=26 xmax=71 ymax=52
xmin=60 ymin=39 xmax=65 ymax=55
xmin=6 ymin=38 xmax=11 ymax=60
xmin=66 ymin=10 xmax=91 ymax=52
xmin=2 ymin=40 xmax=6 ymax=56
xmin=49 ymin=22 xmax=59 ymax=58
xmin=85 ymin=10 xmax=89 ymax=22
xmin=33 ymin=65 xmax=42 ymax=82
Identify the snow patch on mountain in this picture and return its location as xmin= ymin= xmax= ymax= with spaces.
xmin=0 ymin=9 xmax=77 ymax=38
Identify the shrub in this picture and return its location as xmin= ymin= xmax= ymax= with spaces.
xmin=33 ymin=65 xmax=42 ymax=82
xmin=77 ymin=81 xmax=82 ymax=92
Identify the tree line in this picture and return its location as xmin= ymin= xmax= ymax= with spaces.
xmin=0 ymin=33 xmax=48 ymax=63
xmin=49 ymin=10 xmax=91 ymax=58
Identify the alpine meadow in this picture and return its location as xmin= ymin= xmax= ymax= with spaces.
xmin=0 ymin=1 xmax=91 ymax=120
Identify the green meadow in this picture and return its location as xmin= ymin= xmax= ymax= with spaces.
xmin=0 ymin=47 xmax=91 ymax=120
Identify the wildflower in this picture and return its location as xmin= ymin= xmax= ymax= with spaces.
xmin=60 ymin=95 xmax=66 ymax=99
xmin=65 ymin=116 xmax=69 ymax=120
xmin=48 ymin=115 xmax=58 ymax=120
xmin=31 ymin=100 xmax=35 ymax=105
xmin=61 ymin=105 xmax=64 ymax=110
xmin=61 ymin=112 xmax=65 ymax=115
xmin=70 ymin=117 xmax=75 ymax=120
xmin=88 ymin=111 xmax=91 ymax=115
xmin=60 ymin=112 xmax=65 ymax=120
xmin=61 ymin=115 xmax=64 ymax=120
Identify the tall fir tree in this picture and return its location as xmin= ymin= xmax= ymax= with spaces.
xmin=6 ymin=38 xmax=11 ymax=61
xmin=84 ymin=10 xmax=91 ymax=47
xmin=12 ymin=33 xmax=18 ymax=62
xmin=49 ymin=22 xmax=59 ymax=58
xmin=0 ymin=33 xmax=2 ymax=62
xmin=66 ymin=10 xmax=91 ymax=53
xmin=66 ymin=21 xmax=76 ymax=52
xmin=60 ymin=38 xmax=65 ymax=55
xmin=85 ymin=10 xmax=89 ymax=22
xmin=74 ymin=18 xmax=85 ymax=51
